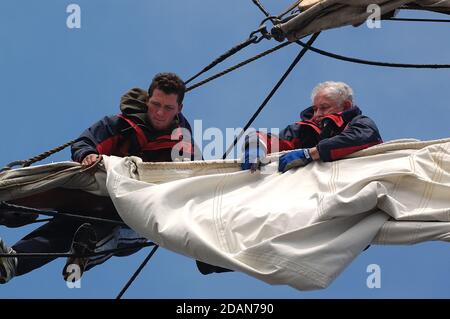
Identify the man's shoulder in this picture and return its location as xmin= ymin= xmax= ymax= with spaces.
xmin=352 ymin=113 xmax=376 ymax=122
xmin=350 ymin=114 xmax=380 ymax=130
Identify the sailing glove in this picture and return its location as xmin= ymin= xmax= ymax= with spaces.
xmin=278 ymin=149 xmax=312 ymax=173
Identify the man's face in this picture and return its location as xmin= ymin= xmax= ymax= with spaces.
xmin=146 ymin=88 xmax=182 ymax=130
xmin=311 ymin=90 xmax=348 ymax=124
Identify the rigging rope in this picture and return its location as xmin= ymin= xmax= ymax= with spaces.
xmin=186 ymin=41 xmax=291 ymax=92
xmin=0 ymin=242 xmax=154 ymax=258
xmin=116 ymin=245 xmax=159 ymax=299
xmin=0 ymin=138 xmax=81 ymax=173
xmin=295 ymin=39 xmax=450 ymax=69
xmin=251 ymin=0 xmax=271 ymax=17
xmin=222 ymin=32 xmax=320 ymax=160
xmin=185 ymin=35 xmax=260 ymax=85
xmin=1 ymin=202 xmax=126 ymax=226
xmin=386 ymin=17 xmax=450 ymax=23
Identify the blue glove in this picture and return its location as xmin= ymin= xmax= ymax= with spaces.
xmin=278 ymin=149 xmax=312 ymax=173
xmin=241 ymin=145 xmax=266 ymax=172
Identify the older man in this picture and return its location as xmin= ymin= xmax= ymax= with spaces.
xmin=241 ymin=81 xmax=383 ymax=172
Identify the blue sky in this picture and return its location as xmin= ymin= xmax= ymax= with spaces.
xmin=0 ymin=0 xmax=449 ymax=298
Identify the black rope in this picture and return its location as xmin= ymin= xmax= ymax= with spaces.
xmin=386 ymin=17 xmax=450 ymax=23
xmin=186 ymin=41 xmax=291 ymax=92
xmin=185 ymin=36 xmax=259 ymax=85
xmin=222 ymin=32 xmax=320 ymax=160
xmin=1 ymin=202 xmax=126 ymax=226
xmin=295 ymin=39 xmax=450 ymax=69
xmin=251 ymin=0 xmax=270 ymax=17
xmin=116 ymin=245 xmax=159 ymax=299
xmin=0 ymin=138 xmax=82 ymax=173
xmin=185 ymin=1 xmax=302 ymax=89
xmin=0 ymin=242 xmax=154 ymax=258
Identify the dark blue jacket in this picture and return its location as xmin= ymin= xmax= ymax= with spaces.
xmin=257 ymin=105 xmax=382 ymax=161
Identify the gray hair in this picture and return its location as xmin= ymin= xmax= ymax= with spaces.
xmin=311 ymin=81 xmax=354 ymax=106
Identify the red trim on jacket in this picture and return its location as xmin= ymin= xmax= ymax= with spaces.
xmin=330 ymin=141 xmax=381 ymax=160
xmin=118 ymin=114 xmax=193 ymax=155
xmin=96 ymin=135 xmax=123 ymax=155
xmin=118 ymin=115 xmax=149 ymax=149
xmin=256 ymin=132 xmax=299 ymax=153
xmin=295 ymin=120 xmax=322 ymax=134
xmin=256 ymin=120 xmax=322 ymax=153
xmin=322 ymin=114 xmax=345 ymax=128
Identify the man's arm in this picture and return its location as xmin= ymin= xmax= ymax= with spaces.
xmin=253 ymin=123 xmax=314 ymax=154
xmin=71 ymin=115 xmax=126 ymax=163
xmin=278 ymin=116 xmax=381 ymax=172
xmin=315 ymin=116 xmax=382 ymax=162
